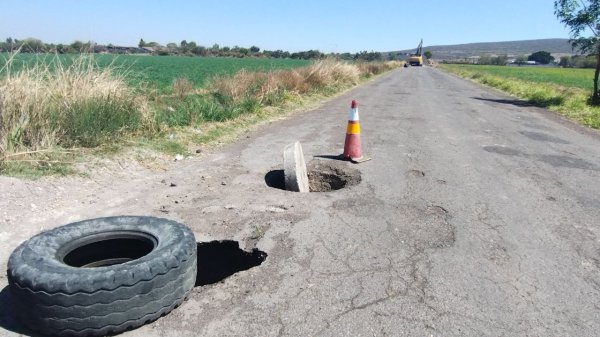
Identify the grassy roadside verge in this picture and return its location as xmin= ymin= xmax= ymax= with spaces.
xmin=438 ymin=64 xmax=600 ymax=130
xmin=0 ymin=54 xmax=402 ymax=177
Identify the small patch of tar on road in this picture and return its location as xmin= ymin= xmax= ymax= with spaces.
xmin=519 ymin=131 xmax=570 ymax=144
xmin=538 ymin=155 xmax=599 ymax=171
xmin=483 ymin=145 xmax=522 ymax=157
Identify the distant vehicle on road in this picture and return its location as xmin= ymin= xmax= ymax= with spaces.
xmin=408 ymin=39 xmax=424 ymax=66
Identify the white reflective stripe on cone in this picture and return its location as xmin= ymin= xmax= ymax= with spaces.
xmin=347 ymin=108 xmax=359 ymax=121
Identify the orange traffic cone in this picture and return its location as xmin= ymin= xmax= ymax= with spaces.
xmin=342 ymin=100 xmax=371 ymax=163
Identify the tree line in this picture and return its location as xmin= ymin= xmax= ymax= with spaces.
xmin=443 ymin=50 xmax=594 ymax=67
xmin=0 ymin=37 xmax=388 ymax=61
xmin=475 ymin=51 xmax=556 ymax=66
xmin=557 ymin=54 xmax=599 ymax=68
xmin=477 ymin=50 xmax=597 ymax=68
xmin=0 ymin=37 xmax=107 ymax=54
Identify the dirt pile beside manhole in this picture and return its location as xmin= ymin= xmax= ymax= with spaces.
xmin=265 ymin=159 xmax=361 ymax=192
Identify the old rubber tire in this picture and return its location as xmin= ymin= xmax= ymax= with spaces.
xmin=7 ymin=216 xmax=197 ymax=336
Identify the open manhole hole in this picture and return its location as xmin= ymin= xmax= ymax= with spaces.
xmin=265 ymin=159 xmax=361 ymax=192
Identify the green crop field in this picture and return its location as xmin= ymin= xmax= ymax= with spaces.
xmin=439 ymin=63 xmax=600 ymax=130
xmin=442 ymin=64 xmax=595 ymax=91
xmin=0 ymin=53 xmax=311 ymax=93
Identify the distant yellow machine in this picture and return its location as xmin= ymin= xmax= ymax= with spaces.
xmin=407 ymin=39 xmax=424 ymax=66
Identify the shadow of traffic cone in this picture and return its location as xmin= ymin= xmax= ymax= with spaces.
xmin=342 ymin=100 xmax=371 ymax=163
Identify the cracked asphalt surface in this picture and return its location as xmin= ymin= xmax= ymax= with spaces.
xmin=1 ymin=66 xmax=599 ymax=336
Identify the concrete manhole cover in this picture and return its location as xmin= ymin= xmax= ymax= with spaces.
xmin=265 ymin=159 xmax=361 ymax=192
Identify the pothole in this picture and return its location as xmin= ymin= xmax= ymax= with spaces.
xmin=265 ymin=159 xmax=361 ymax=192
xmin=195 ymin=240 xmax=267 ymax=286
xmin=308 ymin=160 xmax=361 ymax=192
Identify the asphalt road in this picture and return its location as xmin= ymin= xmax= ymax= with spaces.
xmin=1 ymin=66 xmax=599 ymax=336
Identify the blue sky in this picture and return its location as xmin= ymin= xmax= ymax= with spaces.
xmin=0 ymin=0 xmax=571 ymax=53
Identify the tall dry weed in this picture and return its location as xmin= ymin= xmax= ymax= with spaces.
xmin=172 ymin=77 xmax=193 ymax=98
xmin=301 ymin=60 xmax=360 ymax=88
xmin=208 ymin=59 xmax=366 ymax=105
xmin=209 ymin=70 xmax=268 ymax=103
xmin=274 ymin=70 xmax=309 ymax=93
xmin=357 ymin=61 xmax=403 ymax=76
xmin=0 ymin=53 xmax=151 ymax=153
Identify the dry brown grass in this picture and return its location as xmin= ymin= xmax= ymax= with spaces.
xmin=358 ymin=61 xmax=404 ymax=75
xmin=172 ymin=77 xmax=193 ymax=98
xmin=0 ymin=53 xmax=151 ymax=154
xmin=300 ymin=59 xmax=360 ymax=88
xmin=206 ymin=59 xmax=387 ymax=104
xmin=274 ymin=69 xmax=309 ymax=93
xmin=209 ymin=70 xmax=268 ymax=102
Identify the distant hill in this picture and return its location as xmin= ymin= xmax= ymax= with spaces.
xmin=390 ymin=39 xmax=574 ymax=60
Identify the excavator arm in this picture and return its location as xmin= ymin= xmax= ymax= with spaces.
xmin=407 ymin=39 xmax=424 ymax=66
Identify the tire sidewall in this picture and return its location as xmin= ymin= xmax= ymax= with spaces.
xmin=8 ymin=216 xmax=196 ymax=293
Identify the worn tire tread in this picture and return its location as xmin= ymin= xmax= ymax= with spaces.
xmin=11 ymin=265 xmax=196 ymax=321
xmin=7 ymin=216 xmax=197 ymax=337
